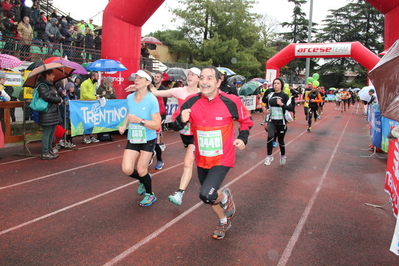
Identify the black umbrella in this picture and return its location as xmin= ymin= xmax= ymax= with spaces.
xmin=27 ymin=61 xmax=44 ymax=71
xmin=228 ymin=75 xmax=246 ymax=84
xmin=166 ymin=68 xmax=187 ymax=80
xmin=168 ymin=74 xmax=186 ymax=81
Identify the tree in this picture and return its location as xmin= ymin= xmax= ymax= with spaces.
xmin=316 ymin=0 xmax=384 ymax=88
xmin=171 ymin=0 xmax=270 ymax=76
xmin=279 ymin=0 xmax=318 ymax=83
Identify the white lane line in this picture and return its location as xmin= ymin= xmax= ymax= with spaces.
xmin=0 ymin=162 xmax=184 ymax=236
xmin=0 ymin=139 xmax=126 ymax=166
xmin=102 ymin=121 xmax=318 ymax=266
xmin=0 ymin=140 xmax=183 ymax=190
xmin=277 ymin=113 xmax=353 ymax=266
xmin=0 ymin=157 xmax=122 ymax=190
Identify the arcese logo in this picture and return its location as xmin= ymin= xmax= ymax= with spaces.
xmin=295 ymin=44 xmax=351 ymax=56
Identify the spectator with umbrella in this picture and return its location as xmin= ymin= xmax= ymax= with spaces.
xmin=24 ymin=63 xmax=75 ymax=160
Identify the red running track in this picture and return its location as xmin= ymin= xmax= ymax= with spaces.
xmin=0 ymin=102 xmax=398 ymax=265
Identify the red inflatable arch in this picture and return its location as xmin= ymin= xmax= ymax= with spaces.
xmin=102 ymin=0 xmax=165 ymax=99
xmin=366 ymin=0 xmax=399 ymax=50
xmin=265 ymin=42 xmax=380 ymax=81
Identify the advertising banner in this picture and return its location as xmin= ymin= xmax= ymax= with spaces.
xmin=381 ymin=117 xmax=399 ymax=152
xmin=370 ymin=109 xmax=382 ymax=149
xmin=69 ymin=99 xmax=128 ymax=137
xmin=295 ymin=43 xmax=352 ymax=57
xmin=239 ymin=95 xmax=256 ymax=111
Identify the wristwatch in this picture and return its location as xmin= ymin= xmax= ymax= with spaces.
xmin=140 ymin=119 xmax=145 ymax=126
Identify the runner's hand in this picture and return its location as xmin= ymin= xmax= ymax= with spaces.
xmin=181 ymin=109 xmax=191 ymax=123
xmin=119 ymin=126 xmax=126 ymax=135
xmin=233 ymin=139 xmax=245 ymax=150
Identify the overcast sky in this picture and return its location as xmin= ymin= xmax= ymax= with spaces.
xmin=31 ymin=0 xmax=352 ymax=35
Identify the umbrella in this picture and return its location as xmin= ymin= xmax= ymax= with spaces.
xmin=43 ymin=56 xmax=62 ymax=64
xmin=251 ymin=78 xmax=268 ymax=84
xmin=228 ymin=75 xmax=246 ymax=84
xmin=52 ymin=60 xmax=88 ymax=75
xmin=162 ymin=72 xmax=170 ymax=82
xmin=81 ymin=62 xmax=93 ymax=69
xmin=358 ymin=86 xmax=374 ymax=102
xmin=86 ymin=59 xmax=127 ymax=72
xmin=141 ymin=36 xmax=162 ymax=45
xmin=368 ymin=39 xmax=399 ymax=121
xmin=0 ymin=54 xmax=23 ymax=69
xmin=23 ymin=63 xmax=75 ymax=88
xmin=166 ymin=67 xmax=187 ymax=80
xmin=27 ymin=61 xmax=44 ymax=71
xmin=238 ymin=81 xmax=262 ymax=96
xmin=216 ymin=67 xmax=236 ymax=75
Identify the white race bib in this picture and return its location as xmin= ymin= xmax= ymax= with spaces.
xmin=197 ymin=130 xmax=223 ymax=157
xmin=128 ymin=124 xmax=147 ymax=144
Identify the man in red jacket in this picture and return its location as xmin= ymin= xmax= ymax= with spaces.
xmin=173 ymin=66 xmax=253 ymax=240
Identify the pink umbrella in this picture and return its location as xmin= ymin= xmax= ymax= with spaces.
xmin=141 ymin=36 xmax=162 ymax=44
xmin=52 ymin=59 xmax=88 ymax=75
xmin=0 ymin=54 xmax=23 ymax=69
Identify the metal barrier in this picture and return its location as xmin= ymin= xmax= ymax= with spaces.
xmin=0 ymin=37 xmax=100 ymax=64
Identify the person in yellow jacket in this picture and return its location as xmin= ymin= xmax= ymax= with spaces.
xmin=79 ymin=72 xmax=100 ymax=143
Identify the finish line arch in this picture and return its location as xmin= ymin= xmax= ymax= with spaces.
xmin=265 ymin=42 xmax=381 ymax=81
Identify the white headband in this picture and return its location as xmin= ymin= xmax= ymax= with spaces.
xmin=128 ymin=70 xmax=152 ymax=82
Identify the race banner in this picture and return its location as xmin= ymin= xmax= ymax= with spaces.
xmin=386 ymin=138 xmax=399 ymax=255
xmin=239 ymin=95 xmax=256 ymax=111
xmin=165 ymin=97 xmax=178 ymax=123
xmin=69 ymin=99 xmax=128 ymax=137
xmin=326 ymin=94 xmax=336 ymax=101
xmin=381 ymin=116 xmax=399 ymax=152
xmin=385 ymin=138 xmax=399 ymax=217
xmin=370 ymin=108 xmax=382 ymax=149
xmin=165 ymin=95 xmax=257 ymax=124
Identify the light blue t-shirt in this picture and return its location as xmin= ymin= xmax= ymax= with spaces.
xmin=126 ymin=91 xmax=159 ymax=141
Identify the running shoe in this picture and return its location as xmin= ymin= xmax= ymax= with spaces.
xmin=154 ymin=161 xmax=164 ymax=170
xmin=221 ymin=188 xmax=236 ymax=220
xmin=280 ymin=156 xmax=286 ymax=165
xmin=273 ymin=141 xmax=278 ymax=147
xmin=81 ymin=137 xmax=91 ymax=144
xmin=59 ymin=139 xmax=65 ymax=147
xmin=148 ymin=150 xmax=156 ymax=166
xmin=41 ymin=153 xmax=57 ymax=160
xmin=168 ymin=191 xmax=184 ymax=205
xmin=261 ymin=122 xmax=264 ymax=126
xmin=213 ymin=220 xmax=232 ymax=240
xmin=90 ymin=136 xmax=100 ymax=143
xmin=307 ymin=127 xmax=312 ymax=132
xmin=137 ymin=183 xmax=146 ymax=195
xmin=139 ymin=193 xmax=157 ymax=207
xmin=67 ymin=142 xmax=76 ymax=148
xmin=159 ymin=143 xmax=166 ymax=151
xmin=264 ymin=155 xmax=274 ymax=166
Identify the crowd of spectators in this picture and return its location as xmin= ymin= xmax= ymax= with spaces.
xmin=0 ymin=0 xmax=101 ymax=62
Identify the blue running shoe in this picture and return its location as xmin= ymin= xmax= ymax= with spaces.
xmin=154 ymin=161 xmax=164 ymax=170
xmin=140 ymin=193 xmax=157 ymax=206
xmin=137 ymin=183 xmax=146 ymax=195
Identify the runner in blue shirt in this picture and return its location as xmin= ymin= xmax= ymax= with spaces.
xmin=119 ymin=70 xmax=160 ymax=207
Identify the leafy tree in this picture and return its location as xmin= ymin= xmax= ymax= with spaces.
xmin=279 ymin=0 xmax=318 ymax=83
xmin=316 ymin=0 xmax=384 ymax=88
xmin=170 ymin=0 xmax=272 ymax=76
